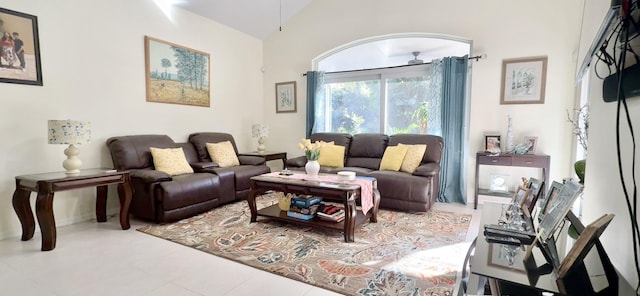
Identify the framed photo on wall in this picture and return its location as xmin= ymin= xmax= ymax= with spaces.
xmin=275 ymin=81 xmax=297 ymax=113
xmin=0 ymin=7 xmax=43 ymax=86
xmin=500 ymin=56 xmax=547 ymax=104
xmin=145 ymin=36 xmax=210 ymax=107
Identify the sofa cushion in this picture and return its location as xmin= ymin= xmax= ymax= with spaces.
xmin=345 ymin=134 xmax=388 ymax=170
xmin=398 ymin=143 xmax=427 ymax=173
xmin=189 ymin=132 xmax=239 ymax=162
xmin=106 ymin=135 xmax=177 ymax=170
xmin=379 ymin=145 xmax=409 ymax=171
xmin=149 ymin=147 xmax=194 ymax=176
xmin=206 ymin=141 xmax=240 ymax=167
xmin=389 ymin=134 xmax=443 ymax=165
xmin=318 ymin=144 xmax=345 ymax=168
xmin=158 ymin=173 xmax=220 ymax=211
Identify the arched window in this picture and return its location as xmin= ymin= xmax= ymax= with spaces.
xmin=310 ymin=34 xmax=471 ymax=135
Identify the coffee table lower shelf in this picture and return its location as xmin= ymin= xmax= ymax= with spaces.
xmin=256 ymin=204 xmax=370 ymax=231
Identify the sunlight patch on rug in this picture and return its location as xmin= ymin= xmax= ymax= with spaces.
xmin=138 ymin=193 xmax=472 ymax=295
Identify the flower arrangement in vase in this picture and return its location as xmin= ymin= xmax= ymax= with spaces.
xmin=298 ymin=139 xmax=323 ymax=178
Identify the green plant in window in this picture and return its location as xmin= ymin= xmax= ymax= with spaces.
xmin=412 ymin=102 xmax=428 ymax=134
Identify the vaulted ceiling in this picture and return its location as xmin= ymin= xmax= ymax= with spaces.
xmin=175 ymin=0 xmax=314 ymax=39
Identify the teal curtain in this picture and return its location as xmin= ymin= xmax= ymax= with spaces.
xmin=305 ymin=71 xmax=325 ymax=137
xmin=438 ymin=56 xmax=468 ymax=204
xmin=305 ymin=71 xmax=318 ymax=138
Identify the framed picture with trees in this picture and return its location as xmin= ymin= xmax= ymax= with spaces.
xmin=144 ymin=36 xmax=210 ymax=107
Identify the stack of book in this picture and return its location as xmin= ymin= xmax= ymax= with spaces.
xmin=286 ymin=195 xmax=322 ymax=220
xmin=317 ymin=203 xmax=345 ymax=222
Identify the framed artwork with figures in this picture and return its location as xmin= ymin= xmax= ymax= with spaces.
xmin=275 ymin=81 xmax=297 ymax=113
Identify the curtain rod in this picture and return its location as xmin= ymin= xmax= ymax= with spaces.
xmin=301 ymin=54 xmax=486 ymax=76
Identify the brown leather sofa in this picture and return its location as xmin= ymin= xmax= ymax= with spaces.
xmin=286 ymin=133 xmax=443 ymax=212
xmin=106 ymin=133 xmax=269 ymax=223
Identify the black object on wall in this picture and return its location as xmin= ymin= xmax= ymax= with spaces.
xmin=603 ymin=62 xmax=640 ymax=102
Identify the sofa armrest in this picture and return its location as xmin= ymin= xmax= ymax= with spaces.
xmin=413 ymin=163 xmax=440 ymax=177
xmin=191 ymin=162 xmax=219 ymax=170
xmin=238 ymin=155 xmax=266 ymax=165
xmin=286 ymin=156 xmax=307 ymax=168
xmin=130 ymin=169 xmax=172 ymax=183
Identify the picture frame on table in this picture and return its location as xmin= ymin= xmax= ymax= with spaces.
xmin=512 ymin=185 xmax=531 ymax=207
xmin=145 ymin=36 xmax=210 ymax=107
xmin=538 ymin=180 xmax=583 ymax=243
xmin=524 ymin=177 xmax=544 ymax=212
xmin=524 ymin=136 xmax=538 ymax=154
xmin=500 ymin=56 xmax=548 ymax=105
xmin=275 ymin=81 xmax=297 ymax=113
xmin=489 ymin=174 xmax=509 ymax=193
xmin=538 ymin=181 xmax=564 ymax=222
xmin=485 ymin=135 xmax=501 ymax=152
xmin=0 ymin=7 xmax=43 ymax=86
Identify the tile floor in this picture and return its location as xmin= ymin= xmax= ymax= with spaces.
xmin=0 ymin=202 xmax=481 ymax=296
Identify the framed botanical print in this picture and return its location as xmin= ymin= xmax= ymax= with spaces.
xmin=275 ymin=81 xmax=297 ymax=113
xmin=500 ymin=56 xmax=547 ymax=104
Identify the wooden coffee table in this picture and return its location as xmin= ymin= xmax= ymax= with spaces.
xmin=246 ymin=174 xmax=380 ymax=242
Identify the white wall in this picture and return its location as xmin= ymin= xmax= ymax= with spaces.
xmin=581 ymin=0 xmax=640 ymax=288
xmin=263 ymin=0 xmax=583 ymax=203
xmin=0 ymin=0 xmax=264 ymax=239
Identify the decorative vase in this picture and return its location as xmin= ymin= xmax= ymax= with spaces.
xmin=506 ymin=115 xmax=514 ymax=152
xmin=305 ymin=160 xmax=320 ymax=178
xmin=574 ymin=159 xmax=586 ymax=184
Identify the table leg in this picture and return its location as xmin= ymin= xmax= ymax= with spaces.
xmin=370 ymin=188 xmax=380 ymax=223
xmin=96 ymin=185 xmax=108 ymax=222
xmin=247 ymin=188 xmax=258 ymax=223
xmin=12 ymin=188 xmax=34 ymax=241
xmin=35 ymin=191 xmax=56 ymax=251
xmin=343 ymin=191 xmax=356 ymax=242
xmin=117 ymin=180 xmax=132 ymax=230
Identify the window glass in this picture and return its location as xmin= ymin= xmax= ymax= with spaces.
xmin=325 ymin=80 xmax=381 ymax=134
xmin=385 ymin=76 xmax=430 ymax=134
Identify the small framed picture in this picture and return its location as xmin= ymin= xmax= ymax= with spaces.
xmin=275 ymin=81 xmax=297 ymax=113
xmin=0 ymin=8 xmax=43 ymax=86
xmin=489 ymin=174 xmax=509 ymax=193
xmin=524 ymin=136 xmax=538 ymax=154
xmin=538 ymin=181 xmax=564 ymax=222
xmin=512 ymin=186 xmax=531 ymax=206
xmin=500 ymin=56 xmax=547 ymax=104
xmin=485 ymin=135 xmax=501 ymax=152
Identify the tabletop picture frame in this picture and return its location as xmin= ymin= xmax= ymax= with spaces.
xmin=500 ymin=56 xmax=547 ymax=105
xmin=538 ymin=181 xmax=564 ymax=222
xmin=485 ymin=135 xmax=501 ymax=152
xmin=0 ymin=7 xmax=43 ymax=86
xmin=538 ymin=180 xmax=583 ymax=242
xmin=524 ymin=136 xmax=538 ymax=154
xmin=275 ymin=81 xmax=297 ymax=113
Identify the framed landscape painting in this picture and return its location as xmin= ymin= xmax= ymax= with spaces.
xmin=145 ymin=36 xmax=210 ymax=107
xmin=0 ymin=7 xmax=43 ymax=86
xmin=500 ymin=56 xmax=547 ymax=104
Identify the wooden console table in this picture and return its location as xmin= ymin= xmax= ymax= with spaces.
xmin=474 ymin=152 xmax=550 ymax=209
xmin=12 ymin=168 xmax=132 ymax=251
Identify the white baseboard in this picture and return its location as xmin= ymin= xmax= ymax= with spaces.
xmin=0 ymin=207 xmax=121 ymax=241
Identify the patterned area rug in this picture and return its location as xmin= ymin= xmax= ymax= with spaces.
xmin=138 ymin=194 xmax=472 ymax=296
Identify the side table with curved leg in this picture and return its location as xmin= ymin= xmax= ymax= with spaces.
xmin=12 ymin=168 xmax=132 ymax=251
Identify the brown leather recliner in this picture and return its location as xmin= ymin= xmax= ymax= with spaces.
xmin=286 ymin=133 xmax=443 ymax=212
xmin=188 ymin=132 xmax=271 ymax=204
xmin=106 ymin=135 xmax=222 ymax=223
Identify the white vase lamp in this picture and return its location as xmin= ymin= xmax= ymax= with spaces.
xmin=48 ymin=120 xmax=92 ymax=176
xmin=252 ymin=124 xmax=269 ymax=154
xmin=63 ymin=144 xmax=82 ymax=176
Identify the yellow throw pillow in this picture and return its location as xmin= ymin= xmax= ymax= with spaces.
xmin=399 ymin=143 xmax=428 ymax=173
xmin=149 ymin=147 xmax=194 ymax=176
xmin=379 ymin=145 xmax=409 ymax=171
xmin=317 ymin=144 xmax=345 ymax=168
xmin=205 ymin=141 xmax=240 ymax=168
